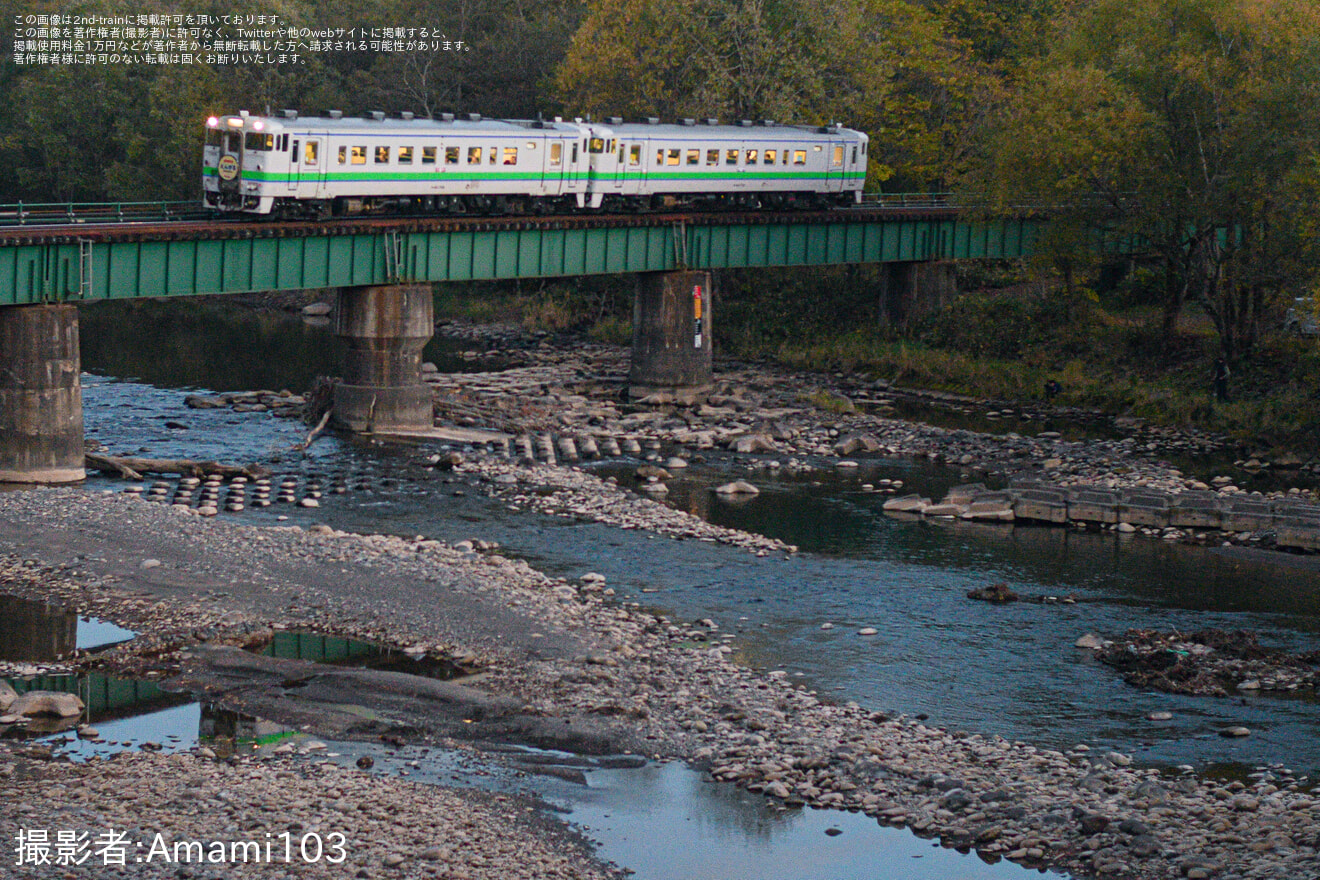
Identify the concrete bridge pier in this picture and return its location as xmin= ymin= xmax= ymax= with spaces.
xmin=0 ymin=304 xmax=84 ymax=483
xmin=880 ymin=260 xmax=958 ymax=326
xmin=629 ymin=270 xmax=713 ymax=399
xmin=332 ymin=284 xmax=435 ymax=433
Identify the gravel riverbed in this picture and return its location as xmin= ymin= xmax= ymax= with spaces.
xmin=1 ymin=485 xmax=1317 ymax=879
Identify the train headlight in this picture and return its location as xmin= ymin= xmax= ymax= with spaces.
xmin=253 ymin=120 xmax=264 ymax=130
xmin=206 ymin=116 xmax=219 ymax=128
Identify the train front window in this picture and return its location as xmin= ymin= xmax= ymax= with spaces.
xmin=588 ymin=137 xmax=605 ymax=154
xmin=205 ymin=129 xmax=221 ymax=147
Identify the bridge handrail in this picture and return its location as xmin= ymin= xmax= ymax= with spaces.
xmin=0 ymin=200 xmax=206 ymax=226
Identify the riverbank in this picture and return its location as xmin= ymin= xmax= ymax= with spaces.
xmin=1 ymin=487 xmax=1316 ymax=879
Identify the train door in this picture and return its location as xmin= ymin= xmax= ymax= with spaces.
xmin=287 ymin=138 xmax=300 ymax=191
xmin=300 ymin=139 xmax=322 ymax=197
xmin=825 ymin=141 xmax=845 ymax=190
xmin=545 ymin=137 xmax=565 ymax=196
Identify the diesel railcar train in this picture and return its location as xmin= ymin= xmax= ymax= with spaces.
xmin=202 ymin=110 xmax=868 ymax=217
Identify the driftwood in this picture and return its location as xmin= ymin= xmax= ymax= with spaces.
xmin=85 ymin=453 xmax=269 ymax=481
xmin=294 ymin=408 xmax=333 ymax=451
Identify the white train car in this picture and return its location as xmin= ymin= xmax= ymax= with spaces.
xmin=203 ymin=111 xmax=591 ymax=217
xmin=203 ymin=111 xmax=868 ymax=216
xmin=580 ymin=118 xmax=868 ymax=210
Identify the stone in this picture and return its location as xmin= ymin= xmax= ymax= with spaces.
xmin=713 ymin=481 xmax=759 ymax=496
xmin=1220 ymin=726 xmax=1251 ymax=738
xmin=1075 ymin=633 xmax=1106 ymax=650
xmin=9 ymin=691 xmax=84 ymax=718
xmin=0 ymin=681 xmax=16 ymax=712
xmin=857 ymin=627 xmax=878 ymax=636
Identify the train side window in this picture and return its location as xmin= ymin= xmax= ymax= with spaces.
xmin=793 ymin=150 xmax=806 ymax=165
xmin=422 ymin=147 xmax=436 ymax=164
xmin=351 ymin=145 xmax=366 ymax=165
xmin=550 ymin=142 xmax=562 ymax=166
xmin=831 ymin=145 xmax=844 ymax=167
xmin=489 ymin=147 xmax=497 ymax=165
xmin=745 ymin=149 xmax=758 ymax=165
xmin=850 ymin=146 xmax=857 ymax=164
xmin=726 ymin=149 xmax=738 ymax=165
xmin=375 ymin=146 xmax=390 ymax=164
xmin=503 ymin=147 xmax=517 ymax=165
xmin=655 ymin=149 xmax=664 ymax=166
xmin=783 ymin=149 xmax=789 ymax=165
xmin=290 ymin=139 xmax=299 ymax=161
xmin=686 ymin=149 xmax=699 ymax=165
xmin=861 ymin=142 xmax=867 ymax=156
xmin=304 ymin=141 xmax=318 ymax=165
xmin=666 ymin=149 xmax=680 ymax=166
xmin=629 ymin=144 xmax=641 ymax=165
xmin=338 ymin=146 xmax=347 ymax=165
xmin=445 ymin=147 xmax=458 ymax=164
xmin=244 ymin=132 xmax=273 ymax=151
xmin=618 ymin=145 xmax=625 ymax=162
xmin=764 ymin=149 xmax=776 ymax=164
xmin=608 ymin=139 xmax=615 ymax=152
xmin=398 ymin=146 xmax=413 ymax=164
xmin=706 ymin=149 xmax=718 ymax=165
xmin=468 ymin=147 xmax=482 ymax=164
xmin=571 ymin=143 xmax=578 ymax=162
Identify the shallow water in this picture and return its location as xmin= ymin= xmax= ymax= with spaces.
xmin=48 ymin=299 xmax=1320 ymax=873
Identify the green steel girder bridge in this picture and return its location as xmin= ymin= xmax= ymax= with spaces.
xmin=0 ymin=202 xmax=1044 ymax=484
xmin=0 ymin=204 xmax=1041 ymax=304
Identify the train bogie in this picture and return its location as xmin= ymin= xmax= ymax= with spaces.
xmin=202 ymin=112 xmax=867 ymax=217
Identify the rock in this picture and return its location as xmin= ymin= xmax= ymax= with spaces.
xmin=857 ymin=627 xmax=878 ymax=636
xmin=9 ymin=691 xmax=84 ymax=718
xmin=666 ymin=457 xmax=688 ymax=469
xmin=1220 ymin=726 xmax=1251 ymax=738
xmin=1146 ymin=711 xmax=1174 ymax=721
xmin=357 ymin=755 xmax=375 ymax=769
xmin=713 ymin=481 xmax=760 ymax=496
xmin=731 ymin=434 xmax=777 ymax=454
xmin=1075 ymin=633 xmax=1106 ymax=650
xmin=140 ymin=558 xmax=162 ymax=569
xmin=636 ymin=465 xmax=671 ymax=481
xmin=882 ymin=494 xmax=930 ymax=513
xmin=0 ymin=681 xmax=16 ymax=712
xmin=967 ymin=583 xmax=1018 ymax=603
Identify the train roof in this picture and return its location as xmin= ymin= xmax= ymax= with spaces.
xmin=600 ymin=122 xmax=865 ymax=139
xmin=210 ymin=113 xmax=585 ymax=135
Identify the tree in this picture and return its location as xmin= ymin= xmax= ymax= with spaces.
xmin=972 ymin=0 xmax=1320 ymax=360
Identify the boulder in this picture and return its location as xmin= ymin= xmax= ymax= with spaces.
xmin=882 ymin=494 xmax=931 ymax=513
xmin=713 ymin=481 xmax=760 ymax=496
xmin=8 ymin=691 xmax=84 ymax=718
xmin=0 ymin=680 xmax=17 ymax=712
xmin=730 ymin=434 xmax=777 ymax=454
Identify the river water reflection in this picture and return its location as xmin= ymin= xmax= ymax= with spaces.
xmin=73 ymin=302 xmax=1320 ymax=788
